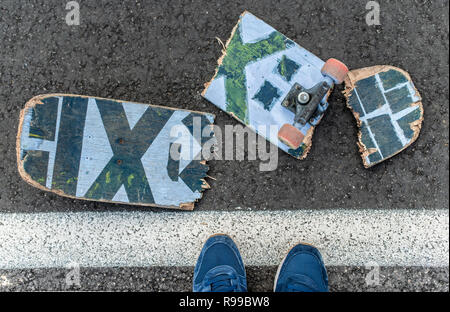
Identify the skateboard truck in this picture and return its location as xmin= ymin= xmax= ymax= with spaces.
xmin=278 ymin=81 xmax=331 ymax=150
xmin=277 ymin=59 xmax=349 ymax=150
xmin=281 ymin=81 xmax=331 ymax=126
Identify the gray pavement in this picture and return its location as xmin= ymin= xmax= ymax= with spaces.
xmin=0 ymin=0 xmax=448 ymax=292
xmin=1 ymin=266 xmax=448 ymax=292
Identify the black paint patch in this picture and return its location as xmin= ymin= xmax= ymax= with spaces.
xmin=86 ymin=100 xmax=174 ymax=203
xmin=360 ymin=123 xmax=376 ymax=149
xmin=385 ymin=86 xmax=413 ymax=114
xmin=29 ymin=97 xmax=58 ymax=141
xmin=167 ymin=143 xmax=181 ymax=182
xmin=368 ymin=151 xmax=382 ymax=163
xmin=367 ymin=114 xmax=403 ymax=158
xmin=277 ymin=55 xmax=300 ymax=81
xmin=288 ymin=144 xmax=306 ymax=158
xmin=52 ymin=97 xmax=88 ymax=195
xmin=397 ymin=107 xmax=421 ymax=140
xmin=379 ymin=69 xmax=408 ymax=90
xmin=360 ymin=122 xmax=383 ymax=163
xmin=253 ymin=80 xmax=280 ymax=111
xmin=347 ymin=92 xmax=365 ymax=118
xmin=355 ymin=76 xmax=385 ymax=114
xmin=179 ymin=160 xmax=208 ymax=193
xmin=182 ymin=113 xmax=213 ymax=146
xmin=23 ymin=150 xmax=49 ymax=187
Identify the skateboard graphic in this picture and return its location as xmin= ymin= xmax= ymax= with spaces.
xmin=202 ymin=11 xmax=349 ymax=159
xmin=344 ymin=65 xmax=423 ymax=168
xmin=16 ymin=94 xmax=215 ymax=210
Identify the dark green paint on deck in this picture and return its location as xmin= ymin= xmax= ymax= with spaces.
xmin=178 ymin=159 xmax=208 ymax=193
xmin=347 ymin=91 xmax=365 ymax=117
xmin=29 ymin=97 xmax=58 ymax=140
xmin=368 ymin=151 xmax=383 ymax=163
xmin=355 ymin=76 xmax=385 ymax=114
xmin=52 ymin=97 xmax=88 ymax=195
xmin=23 ymin=150 xmax=49 ymax=187
xmin=252 ymin=80 xmax=280 ymax=111
xmin=385 ymin=86 xmax=414 ymax=114
xmin=379 ymin=69 xmax=408 ymax=90
xmin=85 ymin=100 xmax=174 ymax=203
xmin=397 ymin=108 xmax=421 ymax=140
xmin=288 ymin=144 xmax=307 ymax=158
xmin=182 ymin=114 xmax=214 ymax=146
xmin=277 ymin=55 xmax=300 ymax=81
xmin=360 ymin=123 xmax=383 ymax=164
xmin=367 ymin=114 xmax=403 ymax=157
xmin=360 ymin=123 xmax=376 ymax=150
xmin=217 ymin=27 xmax=288 ymax=122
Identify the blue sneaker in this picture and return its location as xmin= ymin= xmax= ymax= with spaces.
xmin=274 ymin=243 xmax=329 ymax=292
xmin=193 ymin=234 xmax=247 ymax=292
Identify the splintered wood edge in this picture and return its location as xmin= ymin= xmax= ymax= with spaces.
xmin=298 ymin=127 xmax=315 ymax=160
xmin=201 ymin=11 xmax=249 ymax=96
xmin=16 ymin=95 xmax=47 ymax=196
xmin=343 ymin=65 xmax=424 ymax=168
xmin=16 ymin=93 xmax=216 ymax=211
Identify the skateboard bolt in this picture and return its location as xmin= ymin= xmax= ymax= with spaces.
xmin=118 ymin=138 xmax=125 ymax=144
xmin=297 ymin=92 xmax=310 ymax=104
xmin=117 ymin=159 xmax=122 ymax=165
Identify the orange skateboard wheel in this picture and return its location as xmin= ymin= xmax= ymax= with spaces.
xmin=321 ymin=58 xmax=349 ymax=84
xmin=278 ymin=124 xmax=305 ymax=150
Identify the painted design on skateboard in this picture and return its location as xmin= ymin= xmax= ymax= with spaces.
xmin=202 ymin=11 xmax=348 ymax=159
xmin=344 ymin=65 xmax=423 ymax=168
xmin=17 ymin=94 xmax=215 ymax=210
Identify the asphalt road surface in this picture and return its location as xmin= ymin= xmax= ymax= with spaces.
xmin=0 ymin=0 xmax=448 ymax=291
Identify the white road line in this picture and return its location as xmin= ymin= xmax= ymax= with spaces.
xmin=0 ymin=209 xmax=448 ymax=269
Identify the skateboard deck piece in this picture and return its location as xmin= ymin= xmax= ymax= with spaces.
xmin=16 ymin=94 xmax=216 ymax=210
xmin=344 ymin=65 xmax=423 ymax=168
xmin=202 ymin=11 xmax=336 ymax=159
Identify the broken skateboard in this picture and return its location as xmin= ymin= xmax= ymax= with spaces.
xmin=202 ymin=11 xmax=349 ymax=159
xmin=344 ymin=65 xmax=423 ymax=168
xmin=203 ymin=11 xmax=423 ymax=167
xmin=16 ymin=94 xmax=215 ymax=210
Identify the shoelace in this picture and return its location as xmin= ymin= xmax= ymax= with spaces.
xmin=209 ymin=273 xmax=239 ymax=292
